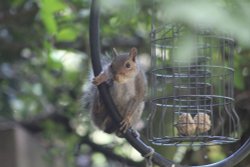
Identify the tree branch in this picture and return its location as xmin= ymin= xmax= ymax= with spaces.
xmin=0 ymin=2 xmax=39 ymax=25
xmin=20 ymin=111 xmax=73 ymax=133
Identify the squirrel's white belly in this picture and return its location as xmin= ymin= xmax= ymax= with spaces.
xmin=112 ymin=79 xmax=136 ymax=108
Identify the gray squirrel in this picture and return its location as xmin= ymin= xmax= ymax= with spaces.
xmin=86 ymin=47 xmax=147 ymax=136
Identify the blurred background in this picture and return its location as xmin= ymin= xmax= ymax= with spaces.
xmin=0 ymin=0 xmax=250 ymax=166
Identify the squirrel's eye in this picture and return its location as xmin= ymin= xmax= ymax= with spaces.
xmin=125 ymin=62 xmax=131 ymax=68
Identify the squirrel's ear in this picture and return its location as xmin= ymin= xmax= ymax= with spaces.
xmin=112 ymin=48 xmax=119 ymax=57
xmin=129 ymin=47 xmax=137 ymax=62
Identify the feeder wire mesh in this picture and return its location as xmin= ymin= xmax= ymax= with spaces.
xmin=147 ymin=24 xmax=241 ymax=146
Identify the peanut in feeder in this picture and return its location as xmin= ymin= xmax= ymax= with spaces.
xmin=176 ymin=113 xmax=196 ymax=136
xmin=194 ymin=113 xmax=211 ymax=134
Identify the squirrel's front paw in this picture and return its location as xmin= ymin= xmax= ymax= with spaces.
xmin=119 ymin=117 xmax=131 ymax=133
xmin=92 ymin=76 xmax=102 ymax=85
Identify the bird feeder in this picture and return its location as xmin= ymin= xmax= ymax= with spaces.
xmin=147 ymin=24 xmax=241 ymax=146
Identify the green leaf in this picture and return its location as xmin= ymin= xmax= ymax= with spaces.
xmin=40 ymin=11 xmax=58 ymax=35
xmin=40 ymin=0 xmax=66 ymax=13
xmin=234 ymin=70 xmax=245 ymax=90
xmin=57 ymin=28 xmax=78 ymax=41
xmin=208 ymin=146 xmax=226 ymax=162
xmin=39 ymin=0 xmax=67 ymax=35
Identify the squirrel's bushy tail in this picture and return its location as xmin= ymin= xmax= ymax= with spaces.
xmin=82 ymin=83 xmax=117 ymax=134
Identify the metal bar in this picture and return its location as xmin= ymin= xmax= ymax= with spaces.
xmin=89 ymin=0 xmax=177 ymax=166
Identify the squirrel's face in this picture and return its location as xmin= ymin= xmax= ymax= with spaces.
xmin=111 ymin=48 xmax=138 ymax=84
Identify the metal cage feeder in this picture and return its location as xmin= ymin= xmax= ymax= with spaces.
xmin=147 ymin=24 xmax=241 ymax=146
